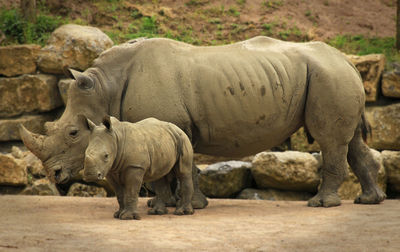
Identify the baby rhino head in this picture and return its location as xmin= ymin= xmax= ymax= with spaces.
xmin=83 ymin=116 xmax=117 ymax=182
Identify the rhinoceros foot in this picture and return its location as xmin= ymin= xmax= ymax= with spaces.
xmin=147 ymin=196 xmax=176 ymax=208
xmin=192 ymin=191 xmax=208 ymax=209
xmin=307 ymin=193 xmax=341 ymax=208
xmin=113 ymin=210 xmax=121 ymax=219
xmin=174 ymin=206 xmax=194 ymax=215
xmin=148 ymin=205 xmax=168 ymax=215
xmin=119 ymin=210 xmax=141 ymax=220
xmin=354 ymin=187 xmax=386 ymax=204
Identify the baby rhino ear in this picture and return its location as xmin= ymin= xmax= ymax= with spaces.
xmin=102 ymin=115 xmax=112 ymax=131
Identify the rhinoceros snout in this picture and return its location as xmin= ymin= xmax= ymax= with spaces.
xmin=83 ymin=171 xmax=103 ymax=182
xmin=54 ymin=167 xmax=70 ymax=184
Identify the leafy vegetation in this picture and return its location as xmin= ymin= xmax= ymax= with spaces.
xmin=0 ymin=9 xmax=63 ymax=45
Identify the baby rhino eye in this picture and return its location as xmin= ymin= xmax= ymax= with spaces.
xmin=104 ymin=153 xmax=109 ymax=160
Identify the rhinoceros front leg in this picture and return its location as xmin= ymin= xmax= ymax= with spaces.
xmin=191 ymin=163 xmax=208 ymax=209
xmin=119 ymin=167 xmax=144 ymax=220
xmin=308 ymin=144 xmax=347 ymax=207
xmin=106 ymin=175 xmax=125 ymax=218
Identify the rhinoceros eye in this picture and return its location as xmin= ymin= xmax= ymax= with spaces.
xmin=69 ymin=129 xmax=79 ymax=137
xmin=104 ymin=153 xmax=109 ymax=160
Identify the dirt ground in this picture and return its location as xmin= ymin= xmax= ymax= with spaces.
xmin=0 ymin=196 xmax=399 ymax=251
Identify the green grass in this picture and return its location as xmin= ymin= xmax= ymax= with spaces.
xmin=328 ymin=35 xmax=400 ymax=67
xmin=0 ymin=9 xmax=63 ymax=45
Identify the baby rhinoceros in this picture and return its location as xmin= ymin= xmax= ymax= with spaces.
xmin=83 ymin=116 xmax=194 ymax=220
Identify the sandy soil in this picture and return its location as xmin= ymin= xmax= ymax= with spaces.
xmin=0 ymin=196 xmax=399 ymax=251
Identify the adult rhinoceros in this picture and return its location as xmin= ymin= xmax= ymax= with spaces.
xmin=20 ymin=36 xmax=385 ymax=207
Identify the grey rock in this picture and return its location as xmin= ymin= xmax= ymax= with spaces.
xmin=0 ymin=74 xmax=62 ymax=118
xmin=37 ymin=24 xmax=113 ymax=74
xmin=251 ymin=151 xmax=320 ymax=192
xmin=237 ymin=188 xmax=313 ymax=201
xmin=67 ymin=183 xmax=107 ymax=197
xmin=382 ymin=150 xmax=400 ymax=193
xmin=198 ymin=161 xmax=253 ymax=198
xmin=0 ymin=44 xmax=41 ymax=77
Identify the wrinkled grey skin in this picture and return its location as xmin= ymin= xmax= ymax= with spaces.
xmin=20 ymin=36 xmax=385 ymax=207
xmin=83 ymin=116 xmax=194 ymax=220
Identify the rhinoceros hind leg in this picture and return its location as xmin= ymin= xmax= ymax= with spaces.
xmin=147 ymin=176 xmax=177 ymax=208
xmin=191 ymin=164 xmax=208 ymax=209
xmin=307 ymin=143 xmax=348 ymax=208
xmin=174 ymin=154 xmax=195 ymax=215
xmin=347 ymin=122 xmax=386 ymax=204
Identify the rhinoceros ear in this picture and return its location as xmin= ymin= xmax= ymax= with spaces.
xmin=102 ymin=115 xmax=112 ymax=131
xmin=68 ymin=68 xmax=94 ymax=90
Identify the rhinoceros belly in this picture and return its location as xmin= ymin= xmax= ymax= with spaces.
xmin=187 ymin=51 xmax=309 ymax=157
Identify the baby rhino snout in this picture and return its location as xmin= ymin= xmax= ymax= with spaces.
xmin=83 ymin=156 xmax=104 ymax=182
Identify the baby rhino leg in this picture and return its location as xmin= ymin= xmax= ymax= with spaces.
xmin=119 ymin=167 xmax=144 ymax=220
xmin=148 ymin=177 xmax=169 ymax=215
xmin=174 ymin=156 xmax=194 ymax=215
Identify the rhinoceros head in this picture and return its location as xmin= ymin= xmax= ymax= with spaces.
xmin=83 ymin=116 xmax=117 ymax=182
xmin=20 ymin=69 xmax=110 ymax=184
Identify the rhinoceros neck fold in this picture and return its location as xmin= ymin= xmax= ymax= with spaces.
xmin=109 ymin=124 xmax=126 ymax=174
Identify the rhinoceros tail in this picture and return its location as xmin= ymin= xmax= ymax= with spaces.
xmin=304 ymin=125 xmax=315 ymax=145
xmin=360 ymin=112 xmax=371 ymax=142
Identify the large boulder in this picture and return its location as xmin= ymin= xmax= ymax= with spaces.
xmin=237 ymin=188 xmax=312 ymax=201
xmin=0 ymin=44 xmax=41 ymax=77
xmin=365 ymin=104 xmax=400 ymax=150
xmin=198 ymin=161 xmax=253 ymax=198
xmin=67 ymin=183 xmax=107 ymax=197
xmin=11 ymin=146 xmax=47 ymax=178
xmin=347 ymin=54 xmax=385 ymax=102
xmin=37 ymin=24 xmax=113 ymax=74
xmin=0 ymin=74 xmax=62 ymax=118
xmin=251 ymin=151 xmax=320 ymax=192
xmin=0 ymin=153 xmax=28 ymax=186
xmin=0 ymin=114 xmax=54 ymax=142
xmin=381 ymin=69 xmax=400 ymax=98
xmin=21 ymin=178 xmax=60 ymax=196
xmin=382 ymin=150 xmax=400 ymax=193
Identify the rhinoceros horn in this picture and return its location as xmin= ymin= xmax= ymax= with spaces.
xmin=19 ymin=124 xmax=49 ymax=161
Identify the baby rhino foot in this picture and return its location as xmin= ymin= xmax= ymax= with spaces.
xmin=148 ymin=206 xmax=168 ymax=215
xmin=119 ymin=210 xmax=141 ymax=220
xmin=354 ymin=187 xmax=386 ymax=204
xmin=308 ymin=193 xmax=341 ymax=208
xmin=174 ymin=206 xmax=194 ymax=215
